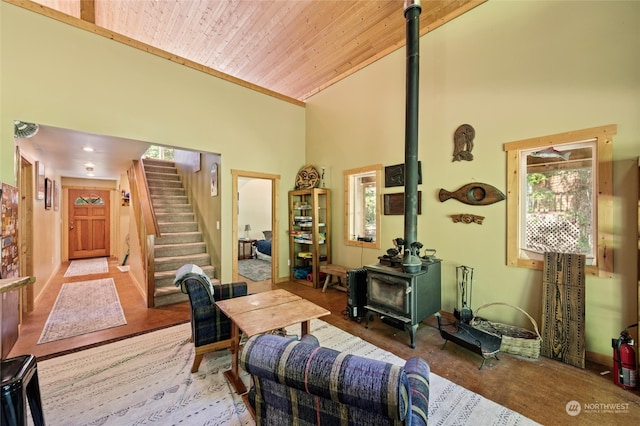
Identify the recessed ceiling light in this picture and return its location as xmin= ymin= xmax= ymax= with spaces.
xmin=83 ymin=147 xmax=94 ymax=152
xmin=84 ymin=162 xmax=95 ymax=168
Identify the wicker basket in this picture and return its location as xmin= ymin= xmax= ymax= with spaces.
xmin=469 ymin=302 xmax=542 ymax=359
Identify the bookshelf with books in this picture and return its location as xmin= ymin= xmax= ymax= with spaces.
xmin=288 ymin=188 xmax=331 ymax=288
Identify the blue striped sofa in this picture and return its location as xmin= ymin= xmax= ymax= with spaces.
xmin=240 ymin=333 xmax=429 ymax=425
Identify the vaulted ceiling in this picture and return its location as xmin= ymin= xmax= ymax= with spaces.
xmin=13 ymin=0 xmax=485 ymax=179
xmin=26 ymin=0 xmax=485 ymax=103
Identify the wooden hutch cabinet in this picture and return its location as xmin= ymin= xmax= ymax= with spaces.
xmin=288 ymin=188 xmax=331 ymax=288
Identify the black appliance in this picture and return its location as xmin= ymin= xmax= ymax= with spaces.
xmin=346 ymin=268 xmax=367 ymax=322
xmin=365 ymin=259 xmax=441 ymax=348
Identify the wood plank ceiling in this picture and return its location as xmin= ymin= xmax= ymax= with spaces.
xmin=24 ymin=0 xmax=486 ymax=103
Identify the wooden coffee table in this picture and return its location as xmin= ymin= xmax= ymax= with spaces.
xmin=215 ymin=288 xmax=330 ymax=394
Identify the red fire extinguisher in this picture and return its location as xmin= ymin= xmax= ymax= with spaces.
xmin=612 ymin=323 xmax=638 ymax=390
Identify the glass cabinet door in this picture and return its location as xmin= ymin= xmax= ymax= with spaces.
xmin=289 ymin=188 xmax=330 ymax=288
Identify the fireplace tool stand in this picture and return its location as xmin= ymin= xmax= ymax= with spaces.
xmin=454 ymin=265 xmax=474 ymax=324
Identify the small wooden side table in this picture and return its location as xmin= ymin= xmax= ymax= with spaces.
xmin=238 ymin=239 xmax=256 ymax=260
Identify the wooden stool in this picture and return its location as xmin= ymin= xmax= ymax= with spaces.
xmin=320 ymin=265 xmax=348 ymax=293
xmin=1 ymin=354 xmax=45 ymax=426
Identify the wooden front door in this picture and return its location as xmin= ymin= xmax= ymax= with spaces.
xmin=68 ymin=189 xmax=110 ymax=259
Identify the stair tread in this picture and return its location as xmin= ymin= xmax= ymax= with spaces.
xmin=154 ymin=266 xmax=215 ymax=278
xmin=155 ymin=241 xmax=205 ymax=247
xmin=156 ymin=231 xmax=202 ymax=235
xmin=154 ymin=207 xmax=193 ymax=211
xmin=155 ymin=252 xmax=211 ymax=261
xmin=157 ymin=220 xmax=198 ymax=224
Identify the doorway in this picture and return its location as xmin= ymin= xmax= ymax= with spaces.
xmin=231 ymin=170 xmax=280 ymax=284
xmin=18 ymin=155 xmax=35 ymax=313
xmin=67 ymin=188 xmax=111 ymax=259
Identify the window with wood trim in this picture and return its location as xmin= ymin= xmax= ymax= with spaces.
xmin=503 ymin=124 xmax=615 ymax=277
xmin=344 ymin=164 xmax=382 ymax=249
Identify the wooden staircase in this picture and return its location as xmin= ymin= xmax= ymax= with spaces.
xmin=143 ymin=158 xmax=218 ymax=307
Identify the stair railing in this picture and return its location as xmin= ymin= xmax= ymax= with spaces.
xmin=128 ymin=159 xmax=160 ymax=307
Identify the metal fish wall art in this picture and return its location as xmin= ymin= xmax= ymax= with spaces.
xmin=438 ymin=182 xmax=505 ymax=206
xmin=529 ymin=147 xmax=571 ymax=161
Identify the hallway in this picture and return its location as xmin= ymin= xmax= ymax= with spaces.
xmin=8 ymin=258 xmax=191 ymax=360
xmin=9 ymin=257 xmax=274 ymax=360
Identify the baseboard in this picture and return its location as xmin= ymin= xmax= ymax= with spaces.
xmin=33 ymin=261 xmax=63 ymax=307
xmin=127 ymin=269 xmax=147 ymax=301
xmin=586 ymin=350 xmax=611 ymax=369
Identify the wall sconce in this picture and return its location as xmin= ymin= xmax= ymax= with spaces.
xmin=244 ymin=224 xmax=251 ymax=239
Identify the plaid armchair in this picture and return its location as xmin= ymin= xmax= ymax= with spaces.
xmin=174 ymin=265 xmax=247 ymax=373
xmin=240 ymin=333 xmax=430 ymax=425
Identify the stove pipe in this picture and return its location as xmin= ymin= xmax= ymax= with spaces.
xmin=403 ymin=0 xmax=421 ymax=254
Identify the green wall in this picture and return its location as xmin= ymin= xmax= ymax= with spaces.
xmin=2 ymin=0 xmax=639 ymax=362
xmin=1 ymin=2 xmax=305 ymax=284
xmin=305 ymin=0 xmax=640 ymax=361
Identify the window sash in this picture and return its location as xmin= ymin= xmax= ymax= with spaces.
xmin=344 ymin=164 xmax=382 ymax=249
xmin=518 ymin=140 xmax=596 ymax=264
xmin=503 ymin=125 xmax=615 ymax=277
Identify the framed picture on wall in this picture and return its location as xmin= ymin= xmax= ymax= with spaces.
xmin=44 ymin=177 xmax=52 ymax=210
xmin=383 ymin=191 xmax=422 ymax=215
xmin=211 ymin=163 xmax=218 ymax=196
xmin=195 ymin=152 xmax=201 ymax=172
xmin=36 ymin=161 xmax=45 ymax=200
xmin=53 ymin=180 xmax=59 ymax=211
xmin=384 ymin=162 xmax=422 ymax=188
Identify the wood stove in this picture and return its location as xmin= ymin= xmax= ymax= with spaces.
xmin=362 ymin=2 xmax=441 ymax=348
xmin=365 ymin=259 xmax=441 ymax=348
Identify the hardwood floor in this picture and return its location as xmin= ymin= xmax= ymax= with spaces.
xmin=9 ymin=260 xmax=640 ymax=425
xmin=9 ymin=258 xmax=191 ymax=360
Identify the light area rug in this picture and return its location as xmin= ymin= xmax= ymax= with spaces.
xmin=37 ymin=278 xmax=127 ymax=344
xmin=64 ymin=257 xmax=109 ymax=277
xmin=34 ymin=320 xmax=538 ymax=426
xmin=238 ymin=258 xmax=271 ymax=281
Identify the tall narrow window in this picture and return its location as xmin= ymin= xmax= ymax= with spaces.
xmin=344 ymin=164 xmax=382 ymax=249
xmin=504 ymin=125 xmax=615 ymax=277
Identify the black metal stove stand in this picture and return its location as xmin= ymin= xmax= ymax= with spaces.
xmin=436 ymin=312 xmax=501 ymax=369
